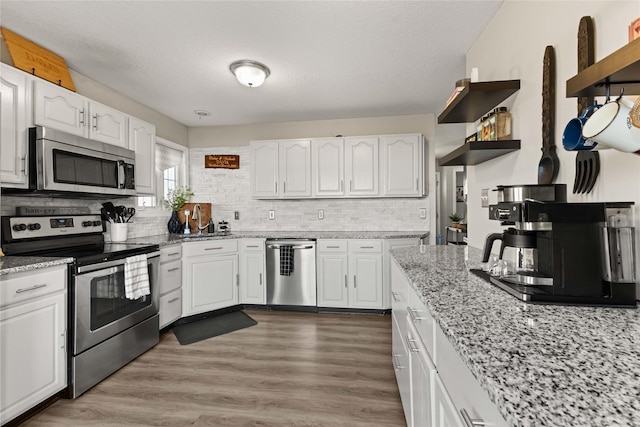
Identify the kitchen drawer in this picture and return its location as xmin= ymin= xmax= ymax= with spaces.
xmin=1 ymin=265 xmax=67 ymax=308
xmin=183 ymin=239 xmax=238 ymax=257
xmin=408 ymin=286 xmax=435 ymax=361
xmin=159 ymin=259 xmax=182 ymax=295
xmin=159 ymin=288 xmax=181 ymax=329
xmin=240 ymin=239 xmax=265 ymax=252
xmin=390 ymin=258 xmax=408 ymax=334
xmin=436 ymin=326 xmax=508 ymax=427
xmin=348 ymin=240 xmax=382 ymax=253
xmin=317 ymin=239 xmax=348 ymax=252
xmin=160 ymin=245 xmax=182 ymax=263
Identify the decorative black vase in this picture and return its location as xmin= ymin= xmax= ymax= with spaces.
xmin=167 ymin=211 xmax=183 ymax=234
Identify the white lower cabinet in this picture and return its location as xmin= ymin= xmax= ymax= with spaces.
xmin=391 ymin=260 xmax=508 ymax=427
xmin=317 ymin=240 xmax=383 ymax=309
xmin=158 ymin=245 xmax=182 ymax=329
xmin=183 ymin=240 xmax=239 ymax=316
xmin=392 ymin=313 xmax=412 ymax=425
xmin=240 ymin=239 xmax=266 ymax=305
xmin=0 ymin=265 xmax=67 ymax=425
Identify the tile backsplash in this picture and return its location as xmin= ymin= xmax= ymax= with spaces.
xmin=1 ymin=145 xmax=430 ymax=239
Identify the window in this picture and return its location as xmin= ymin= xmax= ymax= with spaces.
xmin=137 ymin=137 xmax=188 ymax=208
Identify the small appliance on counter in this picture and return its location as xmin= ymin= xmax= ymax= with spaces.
xmin=473 ymin=184 xmax=637 ymax=307
xmin=218 ymin=220 xmax=230 ymax=235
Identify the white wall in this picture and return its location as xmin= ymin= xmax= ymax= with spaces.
xmin=462 ymin=0 xmax=640 ymax=249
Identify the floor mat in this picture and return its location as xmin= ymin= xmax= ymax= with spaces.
xmin=172 ymin=310 xmax=258 ymax=345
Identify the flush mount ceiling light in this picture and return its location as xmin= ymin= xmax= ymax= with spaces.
xmin=229 ymin=60 xmax=270 ymax=88
xmin=194 ymin=110 xmax=211 ymax=118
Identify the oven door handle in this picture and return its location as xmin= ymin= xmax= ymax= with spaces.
xmin=76 ymin=251 xmax=160 ymax=274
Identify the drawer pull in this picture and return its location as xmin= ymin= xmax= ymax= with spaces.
xmin=167 ymin=252 xmax=180 ymax=256
xmin=167 ymin=267 xmax=180 ymax=272
xmin=406 ymin=336 xmax=420 ymax=353
xmin=392 ymin=354 xmax=405 ymax=370
xmin=259 ymin=273 xmax=263 ymax=286
xmin=408 ymin=307 xmax=426 ymax=322
xmin=326 ymin=245 xmax=341 ymax=249
xmin=16 ymin=283 xmax=47 ymax=294
xmin=204 ymin=247 xmax=223 ymax=251
xmin=460 ymin=409 xmax=485 ymax=427
xmin=344 ymin=275 xmax=348 ymax=288
xmin=167 ymin=297 xmax=180 ymax=304
xmin=246 ymin=245 xmax=260 ymax=248
xmin=360 ymin=246 xmax=375 ymax=249
xmin=391 ymin=291 xmax=400 ymax=302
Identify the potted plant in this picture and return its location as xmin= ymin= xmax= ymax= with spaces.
xmin=164 ymin=186 xmax=194 ymax=233
xmin=449 ymin=213 xmax=464 ymax=229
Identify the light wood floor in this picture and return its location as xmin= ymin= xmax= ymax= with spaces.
xmin=23 ymin=310 xmax=407 ymax=426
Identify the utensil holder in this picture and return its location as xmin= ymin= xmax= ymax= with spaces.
xmin=110 ymin=223 xmax=128 ymax=242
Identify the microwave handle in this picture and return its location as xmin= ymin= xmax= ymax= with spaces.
xmin=117 ymin=160 xmax=126 ymax=189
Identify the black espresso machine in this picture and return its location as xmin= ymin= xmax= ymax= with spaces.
xmin=473 ymin=184 xmax=637 ymax=306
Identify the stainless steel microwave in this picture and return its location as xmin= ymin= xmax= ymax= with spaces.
xmin=19 ymin=126 xmax=136 ymax=197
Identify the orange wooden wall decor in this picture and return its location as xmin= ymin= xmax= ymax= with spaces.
xmin=205 ymin=155 xmax=240 ymax=169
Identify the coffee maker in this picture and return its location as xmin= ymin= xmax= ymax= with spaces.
xmin=476 ymin=184 xmax=637 ymax=306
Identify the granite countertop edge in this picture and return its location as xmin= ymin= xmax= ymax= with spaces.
xmin=0 ymin=257 xmax=75 ymax=276
xmin=390 ymin=245 xmax=640 ymax=427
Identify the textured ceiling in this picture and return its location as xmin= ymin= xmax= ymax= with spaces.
xmin=0 ymin=1 xmax=502 ymax=128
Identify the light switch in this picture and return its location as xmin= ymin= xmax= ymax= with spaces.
xmin=419 ymin=208 xmax=427 ymax=219
xmin=269 ymin=210 xmax=275 ymax=220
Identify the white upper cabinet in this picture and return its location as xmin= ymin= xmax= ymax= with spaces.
xmin=381 ymin=134 xmax=423 ymax=197
xmin=128 ymin=117 xmax=156 ymax=195
xmin=0 ymin=64 xmax=29 ymax=188
xmin=251 ymin=140 xmax=279 ymax=198
xmin=313 ymin=137 xmax=345 ymax=197
xmin=33 ymin=80 xmax=127 ymax=147
xmin=251 ymin=139 xmax=311 ymax=199
xmin=279 ymin=139 xmax=312 ymax=198
xmin=33 ymin=80 xmax=85 ymax=136
xmin=345 ymin=136 xmax=379 ymax=197
xmin=252 ymin=133 xmax=425 ymax=199
xmin=90 ymin=102 xmax=127 ymax=147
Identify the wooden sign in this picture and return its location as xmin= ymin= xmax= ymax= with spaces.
xmin=205 ymin=155 xmax=240 ymax=169
xmin=1 ymin=27 xmax=76 ymax=91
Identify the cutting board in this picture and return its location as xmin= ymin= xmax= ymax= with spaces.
xmin=177 ymin=203 xmax=212 ymax=234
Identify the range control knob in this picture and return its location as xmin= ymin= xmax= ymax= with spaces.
xmin=12 ymin=223 xmax=27 ymax=231
xmin=27 ymin=223 xmax=41 ymax=231
xmin=92 ymin=220 xmax=102 ymax=227
xmin=494 ymin=209 xmax=511 ymax=221
xmin=82 ymin=221 xmax=92 ymax=227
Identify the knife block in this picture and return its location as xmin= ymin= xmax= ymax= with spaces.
xmin=178 ymin=203 xmax=212 ymax=234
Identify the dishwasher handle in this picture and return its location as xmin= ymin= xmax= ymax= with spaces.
xmin=267 ymin=244 xmax=314 ymax=250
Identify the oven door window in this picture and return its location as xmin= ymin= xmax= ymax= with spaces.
xmin=90 ymin=266 xmax=152 ymax=330
xmin=53 ymin=149 xmax=118 ymax=189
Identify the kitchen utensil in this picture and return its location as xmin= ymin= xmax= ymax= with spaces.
xmin=100 ymin=207 xmax=111 ymax=223
xmin=125 ymin=207 xmax=136 ymax=222
xmin=102 ymin=202 xmax=117 ymax=222
xmin=537 ymin=45 xmax=558 ymax=184
xmin=572 ymin=16 xmax=600 ymax=195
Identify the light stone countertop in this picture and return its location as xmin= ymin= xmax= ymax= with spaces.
xmin=390 ymin=244 xmax=640 ymax=427
xmin=0 ymin=256 xmax=74 ymax=276
xmin=125 ymin=230 xmax=427 ymax=247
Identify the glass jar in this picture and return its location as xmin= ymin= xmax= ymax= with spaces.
xmin=495 ymin=107 xmax=512 ymax=140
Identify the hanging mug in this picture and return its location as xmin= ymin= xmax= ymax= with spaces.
xmin=562 ymin=104 xmax=600 ymax=151
xmin=582 ymin=96 xmax=640 ymax=153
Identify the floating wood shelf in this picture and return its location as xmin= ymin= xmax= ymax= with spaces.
xmin=566 ymin=37 xmax=640 ymax=97
xmin=437 ymin=80 xmax=521 ymax=124
xmin=438 ymin=140 xmax=521 ymax=167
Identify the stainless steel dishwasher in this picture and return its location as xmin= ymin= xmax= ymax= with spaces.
xmin=266 ymin=239 xmax=317 ymax=307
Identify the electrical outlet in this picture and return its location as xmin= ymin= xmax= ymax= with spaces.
xmin=419 ymin=208 xmax=427 ymax=219
xmin=234 ymin=211 xmax=240 ymax=220
xmin=318 ymin=209 xmax=324 ymax=220
xmin=481 ymin=188 xmax=489 ymax=208
xmin=269 ymin=210 xmax=275 ymax=220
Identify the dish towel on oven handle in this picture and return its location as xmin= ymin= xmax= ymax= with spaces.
xmin=124 ymin=254 xmax=150 ymax=299
xmin=279 ymin=245 xmax=294 ymax=276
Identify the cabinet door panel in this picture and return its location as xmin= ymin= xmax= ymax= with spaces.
xmin=128 ymin=117 xmax=156 ymax=194
xmin=89 ymin=102 xmax=127 ymax=147
xmin=1 ymin=292 xmax=66 ymax=423
xmin=434 ymin=375 xmax=463 ymax=427
xmin=317 ymin=254 xmax=349 ymax=307
xmin=382 ymin=135 xmax=421 ymax=196
xmin=0 ymin=65 xmax=28 ymax=187
xmin=279 ymin=139 xmax=311 ymax=197
xmin=345 ymin=137 xmax=379 ymax=196
xmin=349 ymin=254 xmax=383 ymax=308
xmin=186 ymin=254 xmax=238 ymax=315
xmin=251 ymin=141 xmax=279 ymax=198
xmin=241 ymin=252 xmax=265 ymax=304
xmin=408 ymin=321 xmax=436 ymax=427
xmin=33 ymin=81 xmax=85 ymax=136
xmin=313 ymin=138 xmax=344 ymax=197
xmin=392 ymin=313 xmax=412 ymax=426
